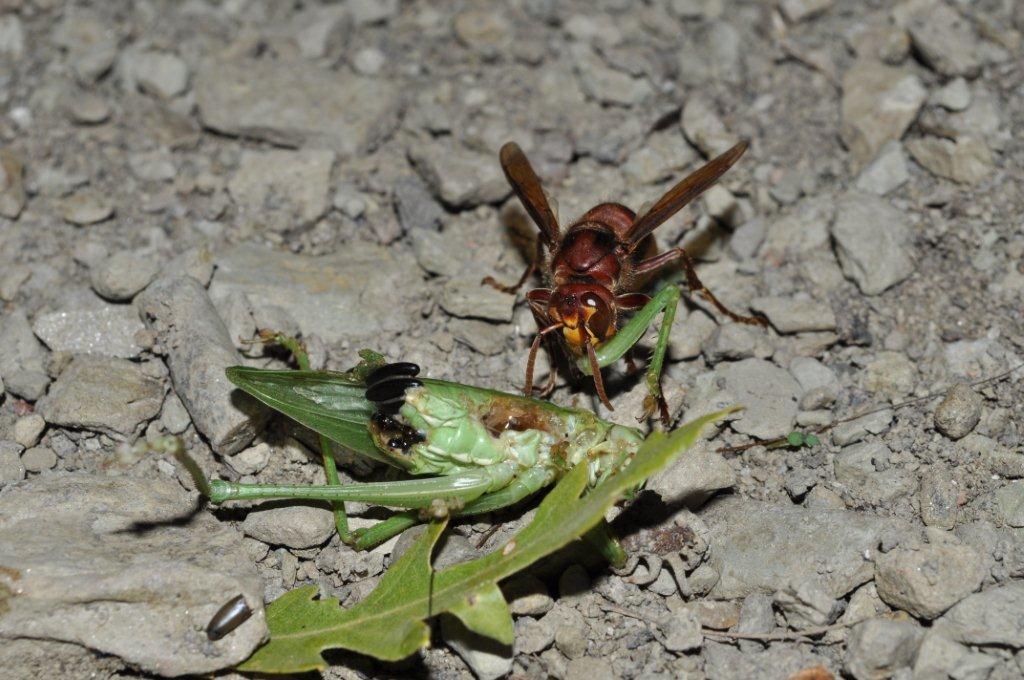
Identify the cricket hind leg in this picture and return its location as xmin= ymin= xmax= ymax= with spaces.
xmin=482 ymin=238 xmax=545 ymax=294
xmin=634 ymin=248 xmax=767 ymax=326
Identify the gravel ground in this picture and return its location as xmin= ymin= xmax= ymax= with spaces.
xmin=1 ymin=1 xmax=1023 ymax=679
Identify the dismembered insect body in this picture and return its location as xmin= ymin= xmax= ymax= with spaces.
xmin=485 ymin=141 xmax=767 ymax=423
xmin=174 ymin=356 xmax=643 ymax=563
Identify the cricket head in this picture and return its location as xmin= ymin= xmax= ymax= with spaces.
xmin=548 ymin=283 xmax=616 ymax=354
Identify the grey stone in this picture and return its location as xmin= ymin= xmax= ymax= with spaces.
xmin=0 ymin=474 xmax=265 ymax=675
xmin=992 ymin=483 xmax=1024 ymax=527
xmin=761 ymin=196 xmax=833 ymax=260
xmin=33 ymin=305 xmax=146 ymax=359
xmin=832 ymin=409 xmax=894 ymax=446
xmin=662 ymin=608 xmax=703 ymax=652
xmin=0 ymin=314 xmax=48 ymax=379
xmin=131 ymin=51 xmax=189 ymax=99
xmin=904 ymin=1 xmax=983 ymax=77
xmin=907 ymin=136 xmax=994 ymax=185
xmin=875 ymin=543 xmax=986 ymax=619
xmin=736 ymin=593 xmax=775 ymax=635
xmin=393 ymin=176 xmax=444 ymax=232
xmin=0 ymin=441 xmax=25 ymax=485
xmin=504 ymin=575 xmax=554 ymax=616
xmin=779 ymin=0 xmax=833 ymax=23
xmin=195 ymin=59 xmax=400 ymax=156
xmin=863 ymin=351 xmax=917 ymax=400
xmin=159 ymin=391 xmax=191 ymax=435
xmin=453 ymin=8 xmax=512 ymax=59
xmin=668 ymin=308 xmax=716 ymax=360
xmin=848 ymin=22 xmax=910 ymax=65
xmin=411 ymin=229 xmax=459 ymax=277
xmin=677 ymin=20 xmax=743 ymax=86
xmin=622 ymin=130 xmax=698 ymax=185
xmin=12 ymin=414 xmax=45 ymax=449
xmin=930 ymin=77 xmax=972 ymax=111
xmin=515 ymin=616 xmax=554 ymax=655
xmin=0 ymin=149 xmax=27 ymax=219
xmin=348 ymin=0 xmax=398 ymax=25
xmin=750 ymin=296 xmax=836 ymax=333
xmin=3 ymin=370 xmax=50 ymax=402
xmin=717 ymin=359 xmax=801 ymax=439
xmin=704 ymin=641 xmax=835 ymax=680
xmin=564 ymin=14 xmax=623 ymax=46
xmin=704 ymin=323 xmax=772 ymax=363
xmin=775 ymin=578 xmax=842 ymax=628
xmin=789 ymin=357 xmax=839 ymax=394
xmin=565 ymin=656 xmax=615 ymax=680
xmin=351 ymin=47 xmax=385 ymax=75
xmin=67 ymin=91 xmax=111 ymax=124
xmin=844 ymin=618 xmax=923 ymax=680
xmin=227 ymin=442 xmax=271 ymax=476
xmin=37 ymin=357 xmax=163 ymax=439
xmin=935 ymin=582 xmax=1024 ymax=647
xmin=137 ymin=276 xmax=263 ymax=455
xmin=840 ymin=61 xmax=926 ymax=165
xmin=60 ymin=192 xmax=114 ymax=225
xmin=410 ymin=140 xmax=509 ymax=209
xmin=855 ymin=140 xmax=910 ymax=195
xmin=51 ymin=9 xmax=118 ymax=83
xmin=831 ymin=193 xmax=915 ymax=295
xmin=128 ymin=151 xmax=176 ymax=182
xmin=934 ymin=382 xmax=983 ymax=439
xmin=834 ymin=441 xmax=917 ymax=505
xmin=913 ymin=629 xmax=970 ymax=680
xmin=681 ymin=94 xmax=739 ymax=157
xmin=572 ymin=44 xmax=653 ymax=106
xmin=0 ymin=14 xmax=24 ymax=58
xmin=703 ymin=495 xmax=906 ymax=599
xmin=241 ymin=504 xmax=335 ymax=549
xmin=441 ymin=615 xmax=513 ymax=680
xmin=227 ymin=149 xmax=335 ymax=225
xmin=550 ymin=604 xmax=588 ymax=658
xmin=21 ymin=446 xmax=56 ymax=472
xmin=441 ymin=278 xmax=515 ymax=322
xmin=162 ymin=246 xmax=215 ymax=286
xmin=289 ymin=5 xmax=351 ymax=59
xmin=450 ymin=318 xmax=509 ymax=356
xmin=920 ymin=466 xmax=960 ymax=529
xmin=647 ymin=439 xmax=735 ymax=506
xmin=209 ymin=244 xmax=424 ymax=343
xmin=90 ymin=251 xmax=161 ymax=301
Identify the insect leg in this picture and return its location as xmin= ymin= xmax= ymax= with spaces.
xmin=482 ymin=238 xmax=545 ymax=294
xmin=634 ymin=248 xmax=767 ymax=326
xmin=256 ymin=331 xmax=353 ymax=541
xmin=458 ymin=466 xmax=556 ymax=515
xmin=349 ymin=511 xmax=422 ymax=551
xmin=524 ymin=288 xmax=558 ymax=397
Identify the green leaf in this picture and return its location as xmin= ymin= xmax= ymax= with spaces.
xmin=239 ymin=408 xmax=735 ymax=672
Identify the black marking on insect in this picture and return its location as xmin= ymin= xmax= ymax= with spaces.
xmin=366 ymin=362 xmax=423 ymax=414
xmin=206 ymin=594 xmax=252 ymax=641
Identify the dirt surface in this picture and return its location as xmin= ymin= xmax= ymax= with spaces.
xmin=1 ymin=1 xmax=1024 ymax=679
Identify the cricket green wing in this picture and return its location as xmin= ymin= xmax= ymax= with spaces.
xmin=226 ymin=367 xmax=390 ymax=465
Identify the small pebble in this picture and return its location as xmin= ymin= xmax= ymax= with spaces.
xmin=13 ymin=414 xmax=45 ymax=448
xmin=934 ymin=383 xmax=982 ymax=439
xmin=91 ymin=251 xmax=161 ymax=301
xmin=0 ymin=441 xmax=26 ymax=484
xmin=22 ymin=446 xmax=57 ymax=472
xmin=61 ymin=193 xmax=114 ymax=225
xmin=228 ymin=442 xmax=272 ymax=475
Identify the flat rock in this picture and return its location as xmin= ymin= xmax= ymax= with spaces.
xmin=749 ymin=296 xmax=836 ymax=333
xmin=441 ymin=615 xmax=514 ymax=680
xmin=906 ymin=136 xmax=994 ymax=185
xmin=209 ymin=244 xmax=425 ymax=342
xmin=0 ymin=473 xmax=265 ymax=675
xmin=409 ymin=139 xmax=509 ymax=209
xmin=647 ymin=439 xmax=736 ymax=506
xmin=131 ymin=50 xmax=189 ymax=99
xmin=227 ymin=149 xmax=335 ymax=225
xmin=844 ymin=618 xmax=923 ymax=680
xmin=60 ymin=192 xmax=114 ymax=225
xmin=840 ymin=60 xmax=926 ymax=166
xmin=241 ymin=504 xmax=335 ymax=549
xmin=32 ymin=305 xmax=145 ymax=358
xmin=89 ymin=250 xmax=161 ymax=301
xmin=37 ymin=357 xmax=163 ymax=439
xmin=440 ymin=278 xmax=515 ymax=322
xmin=572 ymin=44 xmax=653 ymax=106
xmin=831 ymin=192 xmax=915 ymax=295
xmin=855 ymin=140 xmax=909 ymax=195
xmin=137 ymin=276 xmax=264 ymax=455
xmin=935 ymin=582 xmax=1024 ymax=647
xmin=875 ymin=543 xmax=986 ymax=619
xmin=903 ymin=0 xmax=983 ymax=77
xmin=195 ymin=59 xmax=401 ymax=156
xmin=702 ymin=495 xmax=906 ymax=599
xmin=716 ymin=359 xmax=800 ymax=439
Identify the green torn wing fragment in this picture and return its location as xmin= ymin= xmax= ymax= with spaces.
xmin=238 ymin=408 xmax=736 ymax=672
xmin=225 ymin=367 xmax=387 ymax=464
